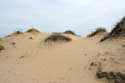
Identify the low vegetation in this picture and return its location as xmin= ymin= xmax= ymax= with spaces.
xmin=29 ymin=37 xmax=33 ymax=39
xmin=44 ymin=34 xmax=72 ymax=43
xmin=100 ymin=17 xmax=125 ymax=42
xmin=13 ymin=31 xmax=23 ymax=35
xmin=26 ymin=28 xmax=40 ymax=33
xmin=63 ymin=30 xmax=77 ymax=35
xmin=0 ymin=45 xmax=5 ymax=51
xmin=6 ymin=31 xmax=23 ymax=37
xmin=19 ymin=56 xmax=25 ymax=59
xmin=88 ymin=28 xmax=106 ymax=37
xmin=11 ymin=42 xmax=16 ymax=45
xmin=96 ymin=71 xmax=125 ymax=83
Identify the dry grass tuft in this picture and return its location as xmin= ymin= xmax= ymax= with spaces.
xmin=96 ymin=71 xmax=125 ymax=83
xmin=6 ymin=31 xmax=23 ymax=37
xmin=13 ymin=31 xmax=23 ymax=35
xmin=63 ymin=30 xmax=77 ymax=35
xmin=0 ymin=45 xmax=5 ymax=51
xmin=26 ymin=28 xmax=40 ymax=33
xmin=29 ymin=37 xmax=33 ymax=39
xmin=44 ymin=34 xmax=72 ymax=43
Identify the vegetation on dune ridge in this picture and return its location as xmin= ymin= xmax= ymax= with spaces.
xmin=63 ymin=30 xmax=77 ymax=36
xmin=26 ymin=28 xmax=40 ymax=33
xmin=100 ymin=17 xmax=125 ymax=42
xmin=13 ymin=31 xmax=23 ymax=35
xmin=6 ymin=31 xmax=23 ymax=37
xmin=87 ymin=28 xmax=107 ymax=37
xmin=52 ymin=30 xmax=78 ymax=36
xmin=44 ymin=34 xmax=72 ymax=43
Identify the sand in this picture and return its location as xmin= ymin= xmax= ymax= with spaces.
xmin=0 ymin=31 xmax=125 ymax=83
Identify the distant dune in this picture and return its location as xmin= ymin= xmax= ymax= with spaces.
xmin=0 ymin=18 xmax=125 ymax=83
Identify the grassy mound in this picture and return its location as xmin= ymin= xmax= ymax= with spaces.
xmin=44 ymin=34 xmax=72 ymax=43
xmin=63 ymin=30 xmax=77 ymax=35
xmin=88 ymin=28 xmax=106 ymax=37
xmin=26 ymin=28 xmax=40 ymax=33
xmin=100 ymin=17 xmax=125 ymax=42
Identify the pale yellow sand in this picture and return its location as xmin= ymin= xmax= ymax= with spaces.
xmin=0 ymin=32 xmax=125 ymax=83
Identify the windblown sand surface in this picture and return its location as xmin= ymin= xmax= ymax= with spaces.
xmin=0 ymin=32 xmax=125 ymax=83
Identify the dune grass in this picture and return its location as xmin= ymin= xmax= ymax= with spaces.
xmin=88 ymin=28 xmax=106 ymax=37
xmin=44 ymin=34 xmax=72 ymax=43
xmin=26 ymin=28 xmax=40 ymax=33
xmin=6 ymin=31 xmax=23 ymax=37
xmin=63 ymin=30 xmax=77 ymax=36
xmin=100 ymin=17 xmax=125 ymax=42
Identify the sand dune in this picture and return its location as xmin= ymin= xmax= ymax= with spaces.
xmin=0 ymin=20 xmax=125 ymax=83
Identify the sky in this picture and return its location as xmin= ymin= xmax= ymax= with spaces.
xmin=0 ymin=0 xmax=125 ymax=37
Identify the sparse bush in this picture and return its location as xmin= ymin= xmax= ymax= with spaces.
xmin=88 ymin=28 xmax=106 ymax=37
xmin=63 ymin=30 xmax=77 ymax=35
xmin=26 ymin=28 xmax=40 ymax=33
xmin=44 ymin=34 xmax=72 ymax=43
xmin=0 ymin=45 xmax=5 ymax=51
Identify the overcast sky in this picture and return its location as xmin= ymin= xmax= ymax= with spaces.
xmin=0 ymin=0 xmax=125 ymax=36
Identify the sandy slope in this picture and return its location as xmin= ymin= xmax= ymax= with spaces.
xmin=0 ymin=32 xmax=125 ymax=83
